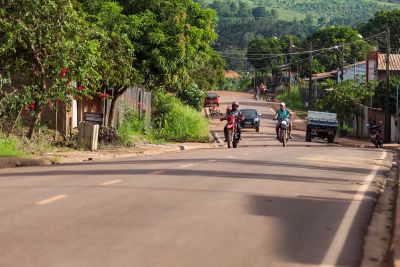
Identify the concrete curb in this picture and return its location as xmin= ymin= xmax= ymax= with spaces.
xmin=391 ymin=149 xmax=400 ymax=267
xmin=0 ymin=143 xmax=221 ymax=168
xmin=0 ymin=157 xmax=51 ymax=170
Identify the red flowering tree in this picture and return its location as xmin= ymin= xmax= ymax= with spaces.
xmin=0 ymin=0 xmax=103 ymax=139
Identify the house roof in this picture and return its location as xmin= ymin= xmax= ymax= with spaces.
xmin=224 ymin=70 xmax=241 ymax=79
xmin=378 ymin=54 xmax=400 ymax=71
xmin=312 ymin=71 xmax=336 ymax=80
xmin=302 ymin=70 xmax=336 ymax=82
xmin=343 ymin=60 xmax=366 ymax=69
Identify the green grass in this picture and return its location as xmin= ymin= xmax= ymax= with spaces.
xmin=0 ymin=135 xmax=25 ymax=157
xmin=117 ymin=109 xmax=147 ymax=146
xmin=274 ymin=8 xmax=306 ymax=21
xmin=153 ymin=92 xmax=210 ymax=143
xmin=276 ymin=86 xmax=305 ymax=110
xmin=158 ymin=101 xmax=210 ymax=143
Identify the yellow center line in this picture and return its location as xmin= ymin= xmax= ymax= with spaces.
xmin=101 ymin=179 xmax=123 ymax=186
xmin=36 ymin=194 xmax=67 ymax=205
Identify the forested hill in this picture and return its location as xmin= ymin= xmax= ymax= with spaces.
xmin=196 ymin=0 xmax=400 ymax=51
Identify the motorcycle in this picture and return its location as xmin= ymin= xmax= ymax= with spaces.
xmin=278 ymin=118 xmax=290 ymax=147
xmin=222 ymin=116 xmax=241 ymax=148
xmin=368 ymin=124 xmax=383 ymax=148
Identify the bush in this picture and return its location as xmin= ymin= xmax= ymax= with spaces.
xmin=0 ymin=134 xmax=25 ymax=157
xmin=177 ymin=83 xmax=206 ymax=111
xmin=153 ymin=91 xmax=210 ymax=142
xmin=220 ymin=73 xmax=252 ymax=92
xmin=117 ymin=109 xmax=145 ymax=146
xmin=276 ymin=85 xmax=305 ymax=110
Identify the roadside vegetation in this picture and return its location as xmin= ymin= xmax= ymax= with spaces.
xmin=276 ymin=85 xmax=305 ymax=110
xmin=0 ymin=0 xmax=222 ymax=154
xmin=219 ymin=74 xmax=253 ymax=92
xmin=0 ymin=134 xmax=25 ymax=158
xmin=152 ymin=92 xmax=210 ymax=142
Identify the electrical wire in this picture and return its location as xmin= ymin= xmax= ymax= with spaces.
xmin=217 ymin=31 xmax=387 ymax=58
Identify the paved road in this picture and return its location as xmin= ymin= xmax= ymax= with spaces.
xmin=0 ymin=92 xmax=392 ymax=267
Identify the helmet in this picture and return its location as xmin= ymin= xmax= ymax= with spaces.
xmin=280 ymin=102 xmax=286 ymax=107
xmin=232 ymin=101 xmax=239 ymax=107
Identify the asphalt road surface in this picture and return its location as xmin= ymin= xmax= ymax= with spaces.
xmin=0 ymin=92 xmax=392 ymax=267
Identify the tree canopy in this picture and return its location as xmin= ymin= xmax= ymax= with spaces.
xmin=0 ymin=0 xmax=224 ymax=136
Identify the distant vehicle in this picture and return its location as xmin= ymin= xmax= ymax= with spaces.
xmin=239 ymin=109 xmax=260 ymax=132
xmin=204 ymin=92 xmax=219 ymax=107
xmin=306 ymin=111 xmax=338 ymax=143
xmin=368 ymin=123 xmax=383 ymax=148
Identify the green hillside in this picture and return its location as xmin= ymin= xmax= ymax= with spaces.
xmin=196 ymin=0 xmax=400 ymax=69
xmin=199 ymin=0 xmax=399 ymax=22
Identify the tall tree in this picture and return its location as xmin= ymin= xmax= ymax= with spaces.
xmin=359 ymin=9 xmax=400 ymax=51
xmin=306 ymin=26 xmax=371 ymax=72
xmin=78 ymin=1 xmax=141 ymax=126
xmin=247 ymin=37 xmax=284 ymax=76
xmin=0 ymin=0 xmax=103 ymax=138
xmin=117 ymin=0 xmax=222 ymax=95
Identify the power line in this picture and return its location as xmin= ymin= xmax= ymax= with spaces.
xmin=217 ymin=31 xmax=387 ymax=57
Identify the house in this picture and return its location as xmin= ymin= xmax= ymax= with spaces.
xmin=366 ymin=52 xmax=400 ymax=81
xmin=337 ymin=61 xmax=367 ymax=82
xmin=40 ymin=87 xmax=151 ymax=140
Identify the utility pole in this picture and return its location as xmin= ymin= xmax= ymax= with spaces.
xmin=340 ymin=43 xmax=344 ymax=82
xmin=385 ymin=27 xmax=391 ymax=143
xmin=397 ymin=83 xmax=399 ymax=143
xmin=308 ymin=43 xmax=313 ymax=110
xmin=288 ymin=39 xmax=292 ymax=92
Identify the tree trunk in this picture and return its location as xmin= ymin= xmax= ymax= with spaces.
xmin=107 ymin=96 xmax=118 ymax=128
xmin=27 ymin=109 xmax=42 ymax=140
xmin=107 ymin=86 xmax=128 ymax=127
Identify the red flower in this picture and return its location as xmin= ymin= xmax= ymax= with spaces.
xmin=60 ymin=67 xmax=68 ymax=77
xmin=76 ymin=85 xmax=85 ymax=91
xmin=29 ymin=103 xmax=36 ymax=111
xmin=99 ymin=92 xmax=110 ymax=99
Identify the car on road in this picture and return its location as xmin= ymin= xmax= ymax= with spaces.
xmin=239 ymin=109 xmax=260 ymax=132
xmin=204 ymin=92 xmax=219 ymax=107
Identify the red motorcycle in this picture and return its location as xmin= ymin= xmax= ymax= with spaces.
xmin=368 ymin=124 xmax=383 ymax=148
xmin=221 ymin=115 xmax=242 ymax=148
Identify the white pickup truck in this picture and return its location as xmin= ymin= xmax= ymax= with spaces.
xmin=306 ymin=111 xmax=339 ymax=143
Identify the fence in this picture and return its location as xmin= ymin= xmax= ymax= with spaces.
xmin=106 ymin=86 xmax=152 ymax=129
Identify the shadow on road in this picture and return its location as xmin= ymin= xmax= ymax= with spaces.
xmin=0 ymin=155 xmax=380 ymax=179
xmin=247 ymin=194 xmax=373 ymax=266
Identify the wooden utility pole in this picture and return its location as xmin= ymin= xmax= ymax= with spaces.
xmin=340 ymin=44 xmax=344 ymax=82
xmin=308 ymin=43 xmax=313 ymax=110
xmin=288 ymin=39 xmax=293 ymax=92
xmin=385 ymin=28 xmax=391 ymax=143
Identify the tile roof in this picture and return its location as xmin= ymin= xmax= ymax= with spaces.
xmin=224 ymin=70 xmax=241 ymax=79
xmin=378 ymin=54 xmax=400 ymax=71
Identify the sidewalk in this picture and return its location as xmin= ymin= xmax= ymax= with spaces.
xmin=0 ymin=142 xmax=220 ymax=169
xmin=289 ymin=108 xmax=400 ymax=149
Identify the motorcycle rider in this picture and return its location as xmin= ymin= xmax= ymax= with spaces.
xmin=274 ymin=102 xmax=293 ymax=139
xmin=221 ymin=101 xmax=243 ymax=142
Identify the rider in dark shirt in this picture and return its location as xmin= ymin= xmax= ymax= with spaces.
xmin=221 ymin=101 xmax=243 ymax=142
